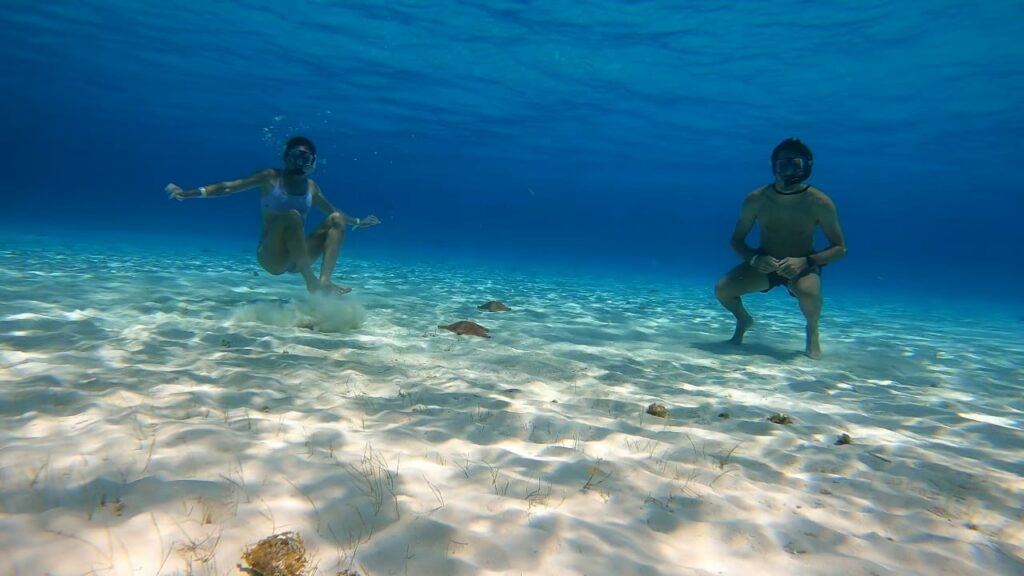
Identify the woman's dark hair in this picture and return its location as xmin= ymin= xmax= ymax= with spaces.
xmin=284 ymin=136 xmax=316 ymax=156
xmin=771 ymin=137 xmax=812 ymax=163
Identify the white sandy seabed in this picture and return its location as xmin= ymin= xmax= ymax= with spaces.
xmin=0 ymin=235 xmax=1022 ymax=575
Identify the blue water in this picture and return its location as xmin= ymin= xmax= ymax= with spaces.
xmin=2 ymin=1 xmax=1023 ymax=302
xmin=5 ymin=6 xmax=1024 ymax=572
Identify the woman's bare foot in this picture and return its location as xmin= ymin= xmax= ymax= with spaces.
xmin=304 ymin=277 xmax=351 ymax=295
xmin=729 ymin=313 xmax=754 ymax=344
xmin=318 ymin=281 xmax=352 ymax=296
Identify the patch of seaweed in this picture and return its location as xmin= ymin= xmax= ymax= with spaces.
xmin=239 ymin=532 xmax=312 ymax=576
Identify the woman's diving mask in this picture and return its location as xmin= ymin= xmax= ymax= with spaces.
xmin=286 ymin=148 xmax=317 ymax=173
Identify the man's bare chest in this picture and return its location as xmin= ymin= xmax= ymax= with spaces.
xmin=758 ymin=203 xmax=817 ymax=234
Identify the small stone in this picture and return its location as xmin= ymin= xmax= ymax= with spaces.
xmin=646 ymin=403 xmax=669 ymax=418
xmin=717 ymin=412 xmax=730 ymax=419
xmin=835 ymin=433 xmax=852 ymax=445
xmin=768 ymin=413 xmax=794 ymax=425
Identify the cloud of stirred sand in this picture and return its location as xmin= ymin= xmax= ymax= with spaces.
xmin=230 ymin=293 xmax=366 ymax=333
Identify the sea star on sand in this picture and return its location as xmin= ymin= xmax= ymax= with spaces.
xmin=438 ymin=321 xmax=491 ymax=338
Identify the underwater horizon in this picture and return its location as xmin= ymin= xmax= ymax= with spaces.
xmin=1 ymin=1 xmax=1023 ymax=305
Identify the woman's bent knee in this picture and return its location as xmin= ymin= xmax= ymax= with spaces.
xmin=326 ymin=211 xmax=345 ymax=228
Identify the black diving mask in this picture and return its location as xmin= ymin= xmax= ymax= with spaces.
xmin=287 ymin=148 xmax=317 ymax=170
xmin=774 ymin=155 xmax=812 ymax=186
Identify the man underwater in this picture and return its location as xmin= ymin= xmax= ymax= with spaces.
xmin=714 ymin=138 xmax=847 ymax=358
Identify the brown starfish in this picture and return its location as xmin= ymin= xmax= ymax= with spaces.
xmin=477 ymin=300 xmax=511 ymax=312
xmin=438 ymin=321 xmax=491 ymax=338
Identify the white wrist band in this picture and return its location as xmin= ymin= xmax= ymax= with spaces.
xmin=353 ymin=218 xmax=361 ymax=228
xmin=749 ymin=254 xmax=758 ymax=266
xmin=198 ymin=186 xmax=207 ymax=197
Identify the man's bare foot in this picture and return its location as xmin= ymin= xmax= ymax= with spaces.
xmin=805 ymin=327 xmax=821 ymax=359
xmin=729 ymin=313 xmax=754 ymax=344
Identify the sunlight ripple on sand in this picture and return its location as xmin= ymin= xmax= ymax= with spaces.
xmin=0 ymin=238 xmax=1022 ymax=575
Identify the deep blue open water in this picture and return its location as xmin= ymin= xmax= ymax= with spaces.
xmin=2 ymin=1 xmax=1022 ymax=305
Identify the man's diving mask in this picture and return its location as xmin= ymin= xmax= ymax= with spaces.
xmin=773 ymin=154 xmax=812 ymax=186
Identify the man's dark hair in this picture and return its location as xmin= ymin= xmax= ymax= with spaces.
xmin=771 ymin=137 xmax=812 ymax=163
xmin=284 ymin=136 xmax=317 ymax=156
